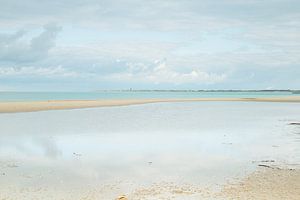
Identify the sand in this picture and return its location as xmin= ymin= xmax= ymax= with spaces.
xmin=0 ymin=96 xmax=300 ymax=113
xmin=0 ymin=168 xmax=298 ymax=199
xmin=118 ymin=168 xmax=300 ymax=199
xmin=0 ymin=98 xmax=299 ymax=199
xmin=218 ymin=168 xmax=300 ymax=200
xmin=120 ymin=167 xmax=300 ymax=200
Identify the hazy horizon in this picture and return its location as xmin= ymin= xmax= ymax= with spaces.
xmin=0 ymin=89 xmax=299 ymax=92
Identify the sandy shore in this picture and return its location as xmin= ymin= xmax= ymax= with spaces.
xmin=218 ymin=168 xmax=300 ymax=200
xmin=0 ymin=100 xmax=299 ymax=199
xmin=2 ymin=168 xmax=297 ymax=200
xmin=126 ymin=168 xmax=300 ymax=200
xmin=116 ymin=168 xmax=300 ymax=200
xmin=0 ymin=96 xmax=300 ymax=113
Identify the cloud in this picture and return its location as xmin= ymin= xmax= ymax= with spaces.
xmin=0 ymin=23 xmax=61 ymax=63
xmin=0 ymin=66 xmax=78 ymax=78
xmin=30 ymin=23 xmax=62 ymax=54
xmin=0 ymin=0 xmax=299 ymax=32
xmin=107 ymin=60 xmax=227 ymax=84
xmin=0 ymin=1 xmax=299 ymax=90
xmin=0 ymin=29 xmax=26 ymax=45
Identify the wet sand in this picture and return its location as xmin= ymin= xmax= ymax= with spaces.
xmin=125 ymin=167 xmax=300 ymax=200
xmin=219 ymin=168 xmax=300 ymax=200
xmin=0 ymin=96 xmax=300 ymax=113
xmin=1 ymin=167 xmax=298 ymax=199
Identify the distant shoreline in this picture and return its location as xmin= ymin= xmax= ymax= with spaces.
xmin=1 ymin=89 xmax=300 ymax=93
xmin=1 ymin=96 xmax=300 ymax=113
xmin=94 ymin=89 xmax=300 ymax=93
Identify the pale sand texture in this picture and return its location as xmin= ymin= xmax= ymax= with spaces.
xmin=121 ymin=168 xmax=300 ymax=199
xmin=218 ymin=168 xmax=300 ymax=200
xmin=0 ymin=96 xmax=300 ymax=113
xmin=1 ymin=169 xmax=299 ymax=200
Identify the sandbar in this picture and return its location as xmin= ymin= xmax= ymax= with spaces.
xmin=0 ymin=96 xmax=300 ymax=113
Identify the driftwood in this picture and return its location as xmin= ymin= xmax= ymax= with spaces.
xmin=258 ymin=164 xmax=295 ymax=170
xmin=252 ymin=160 xmax=275 ymax=163
xmin=258 ymin=164 xmax=281 ymax=170
xmin=289 ymin=122 xmax=300 ymax=125
xmin=260 ymin=160 xmax=275 ymax=163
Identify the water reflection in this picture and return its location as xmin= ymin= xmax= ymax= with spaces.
xmin=0 ymin=102 xmax=299 ymax=196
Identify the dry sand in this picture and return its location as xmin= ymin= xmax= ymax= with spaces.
xmin=0 ymin=96 xmax=300 ymax=113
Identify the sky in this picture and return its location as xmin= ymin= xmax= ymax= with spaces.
xmin=0 ymin=0 xmax=299 ymax=91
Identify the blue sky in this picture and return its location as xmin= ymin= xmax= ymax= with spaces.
xmin=0 ymin=0 xmax=299 ymax=91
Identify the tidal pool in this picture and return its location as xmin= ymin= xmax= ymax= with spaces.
xmin=0 ymin=102 xmax=299 ymax=199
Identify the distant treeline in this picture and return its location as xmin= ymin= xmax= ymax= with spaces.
xmin=97 ymin=89 xmax=300 ymax=93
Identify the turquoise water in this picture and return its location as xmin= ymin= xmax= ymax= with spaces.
xmin=0 ymin=91 xmax=299 ymax=101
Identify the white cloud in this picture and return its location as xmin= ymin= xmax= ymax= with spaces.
xmin=0 ymin=23 xmax=61 ymax=63
xmin=107 ymin=61 xmax=226 ymax=84
xmin=0 ymin=0 xmax=299 ymax=90
xmin=0 ymin=66 xmax=79 ymax=78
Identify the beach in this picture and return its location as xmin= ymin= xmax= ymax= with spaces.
xmin=2 ymin=0 xmax=300 ymax=198
xmin=0 ymin=101 xmax=299 ymax=199
xmin=0 ymin=96 xmax=300 ymax=113
xmin=219 ymin=168 xmax=300 ymax=200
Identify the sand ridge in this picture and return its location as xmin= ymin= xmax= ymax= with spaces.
xmin=0 ymin=96 xmax=300 ymax=113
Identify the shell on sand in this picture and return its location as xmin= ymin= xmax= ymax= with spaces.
xmin=116 ymin=195 xmax=128 ymax=200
